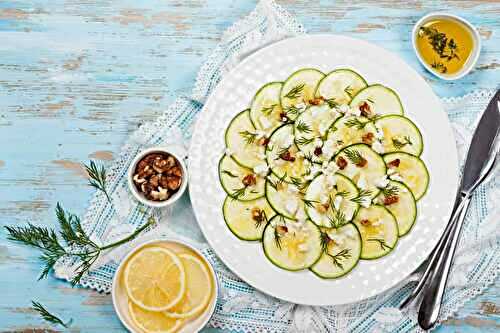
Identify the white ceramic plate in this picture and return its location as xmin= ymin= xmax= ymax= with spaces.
xmin=189 ymin=35 xmax=458 ymax=306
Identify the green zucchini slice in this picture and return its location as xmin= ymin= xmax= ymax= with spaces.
xmin=326 ymin=115 xmax=377 ymax=153
xmin=263 ymin=216 xmax=322 ymax=271
xmin=304 ymin=174 xmax=359 ymax=227
xmin=250 ymin=82 xmax=284 ymax=134
xmin=315 ymin=69 xmax=367 ymax=105
xmin=383 ymin=152 xmax=429 ymax=200
xmin=310 ymin=223 xmax=362 ymax=278
xmin=225 ymin=110 xmax=266 ymax=169
xmin=335 ymin=144 xmax=387 ymax=199
xmin=223 ymin=196 xmax=276 ymax=241
xmin=218 ymin=155 xmax=265 ymax=201
xmin=265 ymin=174 xmax=305 ymax=220
xmin=375 ymin=180 xmax=417 ymax=236
xmin=350 ymin=84 xmax=404 ymax=118
xmin=280 ymin=68 xmax=325 ymax=119
xmin=353 ymin=205 xmax=399 ymax=259
xmin=374 ymin=115 xmax=423 ymax=156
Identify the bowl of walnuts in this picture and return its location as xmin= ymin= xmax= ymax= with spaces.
xmin=128 ymin=147 xmax=187 ymax=207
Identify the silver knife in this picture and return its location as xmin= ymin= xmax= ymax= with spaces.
xmin=418 ymin=91 xmax=500 ymax=330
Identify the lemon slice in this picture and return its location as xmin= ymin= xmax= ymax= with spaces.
xmin=125 ymin=247 xmax=186 ymax=311
xmin=164 ymin=253 xmax=213 ymax=318
xmin=129 ymin=301 xmax=183 ymax=333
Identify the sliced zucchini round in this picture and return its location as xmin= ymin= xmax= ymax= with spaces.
xmin=263 ymin=216 xmax=322 ymax=271
xmin=266 ymin=124 xmax=309 ymax=182
xmin=375 ymin=180 xmax=417 ymax=236
xmin=218 ymin=155 xmax=265 ymax=201
xmin=265 ymin=175 xmax=304 ymax=220
xmin=335 ymin=144 xmax=387 ymax=199
xmin=250 ymin=82 xmax=284 ymax=134
xmin=280 ymin=68 xmax=325 ymax=117
xmin=310 ymin=223 xmax=362 ymax=278
xmin=315 ymin=69 xmax=367 ymax=105
xmin=383 ymin=152 xmax=429 ymax=200
xmin=223 ymin=196 xmax=276 ymax=241
xmin=326 ymin=115 xmax=377 ymax=153
xmin=374 ymin=115 xmax=423 ymax=156
xmin=225 ymin=110 xmax=266 ymax=169
xmin=293 ymin=104 xmax=341 ymax=163
xmin=304 ymin=174 xmax=359 ymax=227
xmin=350 ymin=84 xmax=404 ymax=117
xmin=353 ymin=205 xmax=399 ymax=259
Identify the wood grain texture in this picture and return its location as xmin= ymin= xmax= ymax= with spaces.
xmin=0 ymin=0 xmax=499 ymax=332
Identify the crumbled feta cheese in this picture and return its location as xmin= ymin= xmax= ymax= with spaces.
xmin=326 ymin=161 xmax=339 ymax=173
xmin=333 ymin=195 xmax=343 ymax=210
xmin=327 ymin=232 xmax=345 ymax=246
xmin=326 ymin=174 xmax=337 ymax=188
xmin=224 ymin=148 xmax=233 ymax=156
xmin=401 ymin=187 xmax=408 ymax=193
xmin=296 ymin=102 xmax=307 ymax=110
xmin=357 ymin=174 xmax=367 ymax=189
xmin=253 ymin=163 xmax=269 ymax=176
xmin=347 ymin=107 xmax=361 ymax=117
xmin=287 ymin=184 xmax=299 ymax=194
xmin=311 ymin=106 xmax=321 ymax=118
xmin=360 ymin=198 xmax=371 ymax=208
xmin=387 ymin=168 xmax=397 ymax=175
xmin=310 ymin=164 xmax=322 ymax=175
xmin=298 ymin=243 xmax=309 ymax=253
xmin=259 ymin=116 xmax=272 ymax=129
xmin=372 ymin=140 xmax=385 ymax=154
xmin=339 ymin=104 xmax=350 ymax=114
xmin=255 ymin=130 xmax=266 ymax=139
xmin=322 ymin=160 xmax=329 ymax=169
xmin=374 ymin=126 xmax=384 ymax=140
xmin=285 ymin=198 xmax=299 ymax=215
xmin=319 ymin=122 xmax=330 ymax=136
xmin=322 ymin=140 xmax=338 ymax=159
xmin=314 ymin=138 xmax=323 ymax=147
xmin=390 ymin=173 xmax=404 ymax=182
xmin=375 ymin=175 xmax=389 ymax=189
xmin=319 ymin=194 xmax=329 ymax=205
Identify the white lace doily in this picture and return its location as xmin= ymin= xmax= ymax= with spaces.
xmin=53 ymin=1 xmax=499 ymax=332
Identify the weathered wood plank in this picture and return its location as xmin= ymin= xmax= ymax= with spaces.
xmin=0 ymin=0 xmax=498 ymax=331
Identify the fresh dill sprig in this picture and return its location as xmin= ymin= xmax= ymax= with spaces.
xmin=419 ymin=26 xmax=460 ymax=63
xmin=343 ymin=148 xmax=364 ymax=165
xmin=302 ymin=198 xmax=319 ymax=208
xmin=327 ymin=248 xmax=351 ymax=270
xmin=221 ymin=170 xmax=238 ymax=178
xmin=31 ymin=301 xmax=71 ymax=328
xmin=380 ymin=184 xmax=399 ymax=197
xmin=239 ymin=130 xmax=257 ymax=145
xmin=345 ymin=118 xmax=368 ymax=130
xmin=261 ymin=104 xmax=276 ymax=115
xmin=335 ymin=190 xmax=349 ymax=198
xmin=84 ymin=161 xmax=111 ymax=203
xmin=431 ymin=61 xmax=447 ymax=73
xmin=289 ymin=176 xmax=303 ymax=188
xmin=325 ymin=98 xmax=339 ymax=108
xmin=296 ymin=120 xmax=312 ymax=133
xmin=276 ymin=146 xmax=292 ymax=158
xmin=327 ymin=206 xmax=348 ymax=228
xmin=296 ymin=136 xmax=314 ymax=146
xmin=367 ymin=98 xmax=375 ymax=104
xmin=392 ymin=136 xmax=413 ymax=149
xmin=284 ymin=83 xmax=305 ymax=99
xmin=368 ymin=238 xmax=393 ymax=251
xmin=268 ymin=172 xmax=287 ymax=190
xmin=350 ymin=189 xmax=373 ymax=205
xmin=5 ymin=205 xmax=155 ymax=286
xmin=284 ymin=106 xmax=301 ymax=118
xmin=254 ymin=210 xmax=268 ymax=229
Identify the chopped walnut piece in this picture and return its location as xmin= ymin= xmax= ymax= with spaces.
xmin=314 ymin=146 xmax=323 ymax=156
xmin=336 ymin=156 xmax=348 ymax=170
xmin=362 ymin=132 xmax=374 ymax=144
xmin=356 ymin=157 xmax=368 ymax=168
xmin=242 ymin=174 xmax=257 ymax=187
xmin=359 ymin=101 xmax=372 ymax=117
xmin=276 ymin=225 xmax=288 ymax=235
xmin=258 ymin=137 xmax=270 ymax=146
xmin=279 ymin=150 xmax=296 ymax=162
xmin=279 ymin=112 xmax=289 ymax=122
xmin=166 ymin=176 xmax=182 ymax=191
xmin=309 ymin=97 xmax=324 ymax=105
xmin=251 ymin=207 xmax=265 ymax=223
xmin=360 ymin=219 xmax=370 ymax=226
xmin=383 ymin=196 xmax=399 ymax=205
xmin=388 ymin=158 xmax=401 ymax=168
xmin=316 ymin=202 xmax=329 ymax=214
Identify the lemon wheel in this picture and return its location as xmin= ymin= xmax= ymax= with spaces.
xmin=129 ymin=301 xmax=183 ymax=333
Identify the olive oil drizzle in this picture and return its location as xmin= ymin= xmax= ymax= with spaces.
xmin=419 ymin=26 xmax=460 ymax=73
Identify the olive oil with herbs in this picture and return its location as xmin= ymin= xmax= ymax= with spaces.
xmin=416 ymin=18 xmax=474 ymax=75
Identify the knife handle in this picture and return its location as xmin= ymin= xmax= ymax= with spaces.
xmin=417 ymin=196 xmax=472 ymax=330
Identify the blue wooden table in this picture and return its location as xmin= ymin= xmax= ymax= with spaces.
xmin=1 ymin=0 xmax=499 ymax=332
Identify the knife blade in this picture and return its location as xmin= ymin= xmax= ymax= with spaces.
xmin=460 ymin=90 xmax=500 ymax=193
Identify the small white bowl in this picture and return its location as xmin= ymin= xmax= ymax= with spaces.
xmin=112 ymin=238 xmax=218 ymax=333
xmin=127 ymin=147 xmax=188 ymax=208
xmin=412 ymin=12 xmax=481 ymax=81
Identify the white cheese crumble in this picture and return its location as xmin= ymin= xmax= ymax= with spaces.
xmin=338 ymin=104 xmax=350 ymax=114
xmin=319 ymin=122 xmax=330 ymax=136
xmin=360 ymin=198 xmax=371 ymax=208
xmin=319 ymin=193 xmax=329 ymax=205
xmin=327 ymin=231 xmax=345 ymax=246
xmin=326 ymin=174 xmax=337 ymax=188
xmin=285 ymin=198 xmax=299 ymax=215
xmin=375 ymin=175 xmax=389 ymax=189
xmin=287 ymin=184 xmax=299 ymax=194
xmin=295 ymin=102 xmax=307 ymax=110
xmin=357 ymin=174 xmax=367 ymax=189
xmin=372 ymin=140 xmax=385 ymax=154
xmin=387 ymin=168 xmax=397 ymax=175
xmin=333 ymin=195 xmax=343 ymax=210
xmin=375 ymin=126 xmax=385 ymax=140
xmin=259 ymin=116 xmax=272 ymax=129
xmin=314 ymin=138 xmax=323 ymax=148
xmin=390 ymin=173 xmax=404 ymax=182
xmin=253 ymin=163 xmax=269 ymax=176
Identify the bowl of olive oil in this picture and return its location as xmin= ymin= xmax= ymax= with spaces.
xmin=412 ymin=13 xmax=480 ymax=80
